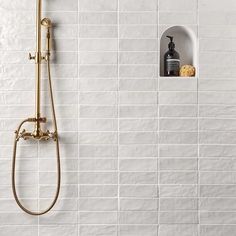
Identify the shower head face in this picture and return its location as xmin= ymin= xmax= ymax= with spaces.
xmin=41 ymin=18 xmax=52 ymax=28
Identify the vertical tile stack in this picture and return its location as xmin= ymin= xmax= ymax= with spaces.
xmin=0 ymin=0 xmax=38 ymax=234
xmin=79 ymin=0 xmax=118 ymax=235
xmin=118 ymin=0 xmax=158 ymax=235
xmin=158 ymin=0 xmax=199 ymax=235
xmin=38 ymin=0 xmax=79 ymax=235
xmin=199 ymin=0 xmax=236 ymax=235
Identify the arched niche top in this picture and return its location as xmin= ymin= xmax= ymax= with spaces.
xmin=160 ymin=25 xmax=197 ymax=77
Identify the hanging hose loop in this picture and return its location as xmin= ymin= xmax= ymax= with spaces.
xmin=12 ymin=57 xmax=61 ymax=216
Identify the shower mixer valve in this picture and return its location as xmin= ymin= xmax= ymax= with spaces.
xmin=14 ymin=117 xmax=57 ymax=141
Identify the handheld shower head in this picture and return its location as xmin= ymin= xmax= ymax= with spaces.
xmin=41 ymin=18 xmax=52 ymax=28
xmin=41 ymin=18 xmax=52 ymax=53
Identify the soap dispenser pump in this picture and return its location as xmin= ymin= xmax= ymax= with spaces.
xmin=164 ymin=35 xmax=180 ymax=76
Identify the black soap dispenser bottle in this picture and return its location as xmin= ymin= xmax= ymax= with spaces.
xmin=164 ymin=36 xmax=180 ymax=76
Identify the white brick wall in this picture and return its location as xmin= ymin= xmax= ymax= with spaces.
xmin=0 ymin=0 xmax=236 ymax=235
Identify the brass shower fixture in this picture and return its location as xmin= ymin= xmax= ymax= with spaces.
xmin=12 ymin=0 xmax=61 ymax=215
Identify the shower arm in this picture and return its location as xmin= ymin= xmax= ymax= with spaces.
xmin=12 ymin=0 xmax=61 ymax=216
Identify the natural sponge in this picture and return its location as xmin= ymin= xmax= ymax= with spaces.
xmin=180 ymin=65 xmax=195 ymax=77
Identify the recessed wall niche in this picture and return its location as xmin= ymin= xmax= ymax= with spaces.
xmin=160 ymin=26 xmax=197 ymax=77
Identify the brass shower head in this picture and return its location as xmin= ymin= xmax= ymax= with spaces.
xmin=41 ymin=18 xmax=52 ymax=28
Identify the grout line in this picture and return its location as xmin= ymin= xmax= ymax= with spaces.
xmin=37 ymin=0 xmax=39 ymax=228
xmin=77 ymin=0 xmax=80 ymax=235
xmin=157 ymin=0 xmax=160 ymax=234
xmin=117 ymin=0 xmax=120 ymax=235
xmin=197 ymin=2 xmax=200 ymax=234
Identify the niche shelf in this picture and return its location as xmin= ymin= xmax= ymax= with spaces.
xmin=159 ymin=25 xmax=197 ymax=77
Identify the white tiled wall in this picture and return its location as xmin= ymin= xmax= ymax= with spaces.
xmin=0 ymin=0 xmax=236 ymax=235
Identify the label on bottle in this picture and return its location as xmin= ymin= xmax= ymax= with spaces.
xmin=166 ymin=59 xmax=180 ymax=72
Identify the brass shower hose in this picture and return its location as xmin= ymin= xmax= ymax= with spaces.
xmin=12 ymin=57 xmax=61 ymax=216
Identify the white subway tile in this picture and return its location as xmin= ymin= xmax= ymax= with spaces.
xmin=39 ymin=226 xmax=77 ymax=236
xmin=119 ymin=92 xmax=157 ymax=104
xmin=160 ymin=198 xmax=197 ymax=210
xmin=79 ymin=25 xmax=118 ymax=38
xmin=119 ymin=0 xmax=157 ymax=11
xmin=200 ymin=198 xmax=236 ymax=211
xmin=39 ymin=212 xmax=77 ymax=224
xmin=79 ymin=159 xmax=117 ymax=171
xmin=80 ymin=92 xmax=117 ymax=105
xmin=79 ymin=198 xmax=118 ymax=211
xmin=79 ymin=172 xmax=117 ymax=184
xmin=79 ymin=132 xmax=117 ymax=144
xmin=119 ymin=25 xmax=157 ymax=39
xmin=159 ymin=132 xmax=198 ymax=144
xmin=200 ymin=145 xmax=236 ymax=157
xmin=120 ymin=105 xmax=158 ymax=118
xmin=120 ymin=198 xmax=157 ymax=211
xmin=199 ymin=105 xmax=236 ymax=118
xmin=200 ymin=131 xmax=236 ymax=144
xmin=159 ymin=145 xmax=198 ymax=157
xmin=119 ymin=225 xmax=157 ymax=236
xmin=119 ymin=52 xmax=158 ymax=64
xmin=119 ymin=211 xmax=158 ymax=224
xmin=120 ymin=172 xmax=157 ymax=184
xmin=119 ymin=65 xmax=157 ymax=78
xmin=159 ymin=78 xmax=197 ymax=91
xmin=79 ymin=145 xmax=117 ymax=158
xmin=160 ymin=172 xmax=198 ymax=184
xmin=80 ymin=52 xmax=117 ymax=65
xmin=79 ymin=105 xmax=117 ymax=118
xmin=79 ymin=119 xmax=117 ymax=131
xmin=80 ymin=185 xmax=117 ymax=197
xmin=119 ymin=132 xmax=158 ymax=144
xmin=159 ymin=92 xmax=197 ymax=105
xmin=119 ymin=145 xmax=158 ymax=158
xmin=200 ymin=159 xmax=236 ymax=171
xmin=79 ymin=0 xmax=117 ymax=11
xmin=80 ymin=79 xmax=118 ymax=91
xmin=201 ymin=212 xmax=236 ymax=224
xmin=200 ymin=225 xmax=236 ymax=236
xmin=119 ymin=159 xmax=157 ymax=171
xmin=200 ymin=172 xmax=236 ymax=184
xmin=160 ymin=119 xmax=197 ymax=131
xmin=159 ymin=0 xmax=197 ymax=11
xmin=199 ymin=0 xmax=236 ymax=11
xmin=0 ymin=226 xmax=37 ymax=236
xmin=120 ymin=185 xmax=158 ymax=197
xmin=160 ymin=185 xmax=197 ymax=197
xmin=160 ymin=212 xmax=198 ymax=224
xmin=160 ymin=159 xmax=198 ymax=170
xmin=159 ymin=224 xmax=198 ymax=236
xmin=79 ymin=225 xmax=117 ymax=236
xmin=79 ymin=212 xmax=117 ymax=224
xmin=79 ymin=65 xmax=117 ymax=78
xmin=200 ymin=185 xmax=236 ymax=197
xmin=79 ymin=39 xmax=118 ymax=51
xmin=119 ymin=39 xmax=158 ymax=51
xmin=159 ymin=12 xmax=197 ymax=24
xmin=120 ymin=12 xmax=157 ymax=24
xmin=79 ymin=12 xmax=117 ymax=24
xmin=119 ymin=79 xmax=157 ymax=91
xmin=159 ymin=105 xmax=197 ymax=117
